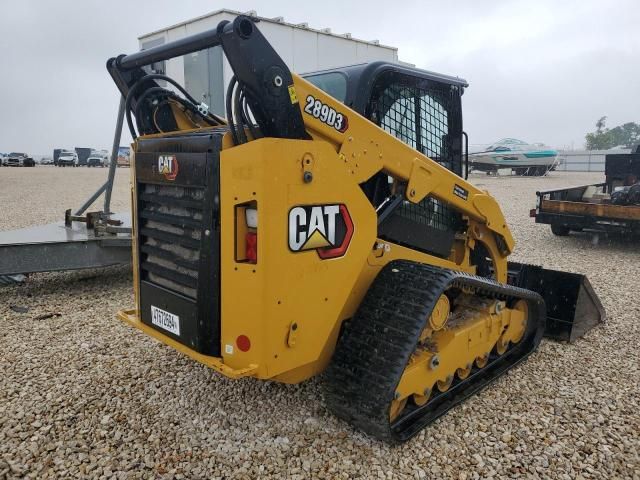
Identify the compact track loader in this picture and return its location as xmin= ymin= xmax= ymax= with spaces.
xmin=108 ymin=16 xmax=604 ymax=443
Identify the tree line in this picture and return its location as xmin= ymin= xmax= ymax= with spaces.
xmin=585 ymin=116 xmax=640 ymax=150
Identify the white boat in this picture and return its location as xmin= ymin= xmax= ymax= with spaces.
xmin=470 ymin=138 xmax=559 ymax=176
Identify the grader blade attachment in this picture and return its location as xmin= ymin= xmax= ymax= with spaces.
xmin=507 ymin=262 xmax=605 ymax=342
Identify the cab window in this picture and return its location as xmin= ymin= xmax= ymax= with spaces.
xmin=303 ymin=72 xmax=348 ymax=103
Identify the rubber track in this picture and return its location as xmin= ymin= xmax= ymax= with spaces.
xmin=323 ymin=260 xmax=546 ymax=443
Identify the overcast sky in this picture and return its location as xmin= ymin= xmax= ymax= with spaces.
xmin=1 ymin=0 xmax=638 ymax=154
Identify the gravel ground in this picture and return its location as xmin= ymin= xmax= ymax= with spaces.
xmin=1 ymin=168 xmax=638 ymax=479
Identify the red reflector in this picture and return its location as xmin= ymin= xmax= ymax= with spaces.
xmin=246 ymin=232 xmax=257 ymax=263
xmin=236 ymin=335 xmax=251 ymax=352
xmin=529 ymin=208 xmax=537 ymax=218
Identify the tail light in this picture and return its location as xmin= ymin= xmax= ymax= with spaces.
xmin=246 ymin=232 xmax=257 ymax=263
xmin=245 ymin=208 xmax=258 ymax=263
xmin=236 ymin=204 xmax=258 ymax=264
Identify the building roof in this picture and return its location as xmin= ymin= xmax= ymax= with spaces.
xmin=139 ymin=8 xmax=397 ymax=51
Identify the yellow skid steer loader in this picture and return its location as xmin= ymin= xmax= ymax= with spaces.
xmin=107 ymin=16 xmax=604 ymax=443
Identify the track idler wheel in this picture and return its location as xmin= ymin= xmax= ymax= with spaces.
xmin=429 ymin=294 xmax=450 ymax=331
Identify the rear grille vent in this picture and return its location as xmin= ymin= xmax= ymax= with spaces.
xmin=134 ymin=135 xmax=222 ymax=356
xmin=138 ymin=184 xmax=204 ymax=299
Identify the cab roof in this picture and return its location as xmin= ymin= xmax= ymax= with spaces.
xmin=303 ymin=61 xmax=468 ymax=113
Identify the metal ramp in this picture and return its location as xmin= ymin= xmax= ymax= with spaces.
xmin=0 ymin=98 xmax=133 ymax=278
xmin=0 ymin=213 xmax=131 ymax=276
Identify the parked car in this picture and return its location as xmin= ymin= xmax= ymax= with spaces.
xmin=57 ymin=150 xmax=79 ymax=167
xmin=40 ymin=157 xmax=54 ymax=165
xmin=87 ymin=152 xmax=110 ymax=167
xmin=6 ymin=152 xmax=36 ymax=167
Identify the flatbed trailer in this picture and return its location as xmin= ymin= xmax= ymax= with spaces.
xmin=533 ymin=147 xmax=640 ymax=236
xmin=533 ymin=182 xmax=640 ymax=236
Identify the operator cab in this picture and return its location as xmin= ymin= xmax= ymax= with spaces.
xmin=305 ymin=62 xmax=469 ymax=259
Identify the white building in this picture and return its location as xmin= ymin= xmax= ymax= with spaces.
xmin=139 ymin=9 xmax=399 ymax=116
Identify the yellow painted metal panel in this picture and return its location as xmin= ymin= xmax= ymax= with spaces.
xmin=219 ymin=138 xmax=377 ymax=381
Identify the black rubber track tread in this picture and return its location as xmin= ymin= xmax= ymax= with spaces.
xmin=323 ymin=260 xmax=546 ymax=444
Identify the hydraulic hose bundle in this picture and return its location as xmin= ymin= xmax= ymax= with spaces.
xmin=123 ymin=73 xmax=225 ymax=139
xmin=107 ymin=16 xmax=308 ymax=146
xmin=225 ymin=76 xmax=262 ymax=145
xmin=123 ymin=72 xmax=262 ymax=145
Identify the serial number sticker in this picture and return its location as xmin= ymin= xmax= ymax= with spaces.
xmin=150 ymin=305 xmax=180 ymax=336
xmin=303 ymin=95 xmax=348 ymax=132
xmin=453 ymin=184 xmax=469 ymax=201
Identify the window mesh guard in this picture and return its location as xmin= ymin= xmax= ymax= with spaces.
xmin=373 ymin=77 xmax=464 ymax=255
xmin=395 ymin=196 xmax=461 ymax=232
xmin=377 ymin=83 xmax=458 ymax=172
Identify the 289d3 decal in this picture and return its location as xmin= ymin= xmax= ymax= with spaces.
xmin=288 ymin=204 xmax=354 ymax=259
xmin=304 ymin=95 xmax=348 ymax=132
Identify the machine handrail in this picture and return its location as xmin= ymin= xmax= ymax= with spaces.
xmin=117 ymin=21 xmax=229 ymax=70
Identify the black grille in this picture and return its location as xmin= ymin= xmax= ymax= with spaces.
xmin=138 ymin=184 xmax=204 ymax=299
xmin=134 ymin=132 xmax=223 ymax=356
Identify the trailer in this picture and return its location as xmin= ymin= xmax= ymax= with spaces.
xmin=532 ymin=145 xmax=640 ymax=236
xmin=75 ymin=147 xmax=92 ymax=166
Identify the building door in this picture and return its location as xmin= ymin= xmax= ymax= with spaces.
xmin=184 ymin=47 xmax=225 ymax=117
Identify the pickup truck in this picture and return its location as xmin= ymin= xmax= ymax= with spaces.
xmin=5 ymin=152 xmax=36 ymax=167
xmin=57 ymin=150 xmax=79 ymax=167
xmin=532 ymin=146 xmax=640 ymax=236
xmin=87 ymin=152 xmax=109 ymax=167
